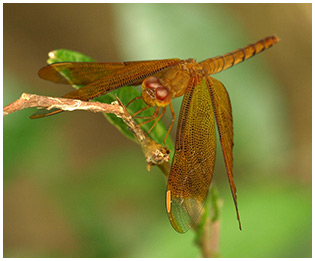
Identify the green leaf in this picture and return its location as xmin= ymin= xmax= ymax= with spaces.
xmin=47 ymin=49 xmax=95 ymax=64
xmin=46 ymin=49 xmax=174 ymax=150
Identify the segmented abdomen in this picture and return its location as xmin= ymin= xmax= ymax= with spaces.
xmin=200 ymin=35 xmax=279 ymax=75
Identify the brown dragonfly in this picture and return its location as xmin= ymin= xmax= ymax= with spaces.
xmin=32 ymin=36 xmax=279 ymax=233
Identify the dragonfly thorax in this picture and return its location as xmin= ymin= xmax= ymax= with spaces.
xmin=142 ymin=76 xmax=172 ymax=107
xmin=159 ymin=63 xmax=192 ymax=98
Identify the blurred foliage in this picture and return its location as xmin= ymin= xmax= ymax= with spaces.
xmin=3 ymin=3 xmax=311 ymax=258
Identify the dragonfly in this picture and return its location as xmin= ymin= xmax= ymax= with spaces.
xmin=31 ymin=36 xmax=279 ymax=233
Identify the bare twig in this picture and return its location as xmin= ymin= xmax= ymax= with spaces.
xmin=3 ymin=93 xmax=124 ymax=116
xmin=3 ymin=93 xmax=170 ymax=172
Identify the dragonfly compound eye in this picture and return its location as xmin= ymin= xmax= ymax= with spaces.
xmin=155 ymin=86 xmax=170 ymax=102
xmin=143 ymin=76 xmax=163 ymax=90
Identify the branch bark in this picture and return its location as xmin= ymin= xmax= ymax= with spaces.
xmin=3 ymin=93 xmax=170 ymax=175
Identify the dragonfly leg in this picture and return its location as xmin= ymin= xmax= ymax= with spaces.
xmin=148 ymin=107 xmax=167 ymax=134
xmin=134 ymin=115 xmax=155 ymax=119
xmin=163 ymin=102 xmax=176 ymax=146
xmin=126 ymin=96 xmax=143 ymax=108
xmin=132 ymin=104 xmax=151 ymax=117
xmin=138 ymin=107 xmax=160 ymax=126
xmin=134 ymin=108 xmax=158 ymax=120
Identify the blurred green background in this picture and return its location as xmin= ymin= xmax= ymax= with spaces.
xmin=3 ymin=3 xmax=311 ymax=258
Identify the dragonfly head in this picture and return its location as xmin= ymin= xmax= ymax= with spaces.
xmin=142 ymin=76 xmax=172 ymax=107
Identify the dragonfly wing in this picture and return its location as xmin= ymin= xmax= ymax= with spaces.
xmin=206 ymin=76 xmax=241 ymax=229
xmin=61 ymin=59 xmax=181 ymax=100
xmin=38 ymin=59 xmax=181 ymax=85
xmin=38 ymin=62 xmax=129 ymax=85
xmin=31 ymin=59 xmax=181 ymax=119
xmin=167 ymin=76 xmax=216 ymax=233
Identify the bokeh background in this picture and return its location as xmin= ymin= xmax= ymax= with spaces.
xmin=3 ymin=3 xmax=311 ymax=258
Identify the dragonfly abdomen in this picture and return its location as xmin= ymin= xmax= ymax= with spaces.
xmin=200 ymin=35 xmax=279 ymax=75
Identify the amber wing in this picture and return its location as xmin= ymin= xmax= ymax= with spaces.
xmin=38 ymin=59 xmax=180 ymax=85
xmin=206 ymin=76 xmax=241 ymax=229
xmin=31 ymin=59 xmax=181 ymax=119
xmin=38 ymin=62 xmax=133 ymax=85
xmin=166 ymin=76 xmax=216 ymax=233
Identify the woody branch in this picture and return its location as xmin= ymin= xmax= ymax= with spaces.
xmin=3 ymin=93 xmax=170 ymax=175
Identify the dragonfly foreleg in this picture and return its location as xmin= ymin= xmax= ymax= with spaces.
xmin=126 ymin=95 xmax=143 ymax=108
xmin=132 ymin=104 xmax=151 ymax=117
